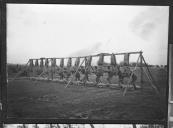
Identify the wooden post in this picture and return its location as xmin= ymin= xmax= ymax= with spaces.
xmin=142 ymin=55 xmax=160 ymax=95
xmin=140 ymin=51 xmax=143 ymax=89
xmin=142 ymin=55 xmax=157 ymax=86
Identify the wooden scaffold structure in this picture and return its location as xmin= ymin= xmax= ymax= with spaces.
xmin=9 ymin=51 xmax=159 ymax=96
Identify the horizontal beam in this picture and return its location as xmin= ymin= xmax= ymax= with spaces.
xmin=30 ymin=51 xmax=143 ymax=60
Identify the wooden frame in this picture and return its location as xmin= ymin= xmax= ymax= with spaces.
xmin=9 ymin=51 xmax=160 ymax=97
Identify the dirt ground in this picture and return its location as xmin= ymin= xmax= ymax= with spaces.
xmin=7 ymin=67 xmax=167 ymax=120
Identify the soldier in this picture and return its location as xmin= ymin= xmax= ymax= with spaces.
xmin=129 ymin=71 xmax=137 ymax=90
xmin=107 ymin=65 xmax=118 ymax=84
xmin=74 ymin=67 xmax=80 ymax=81
xmin=95 ymin=66 xmax=103 ymax=85
xmin=124 ymin=66 xmax=131 ymax=76
xmin=75 ymin=70 xmax=80 ymax=81
xmin=117 ymin=66 xmax=137 ymax=89
xmin=64 ymin=68 xmax=71 ymax=81
xmin=84 ymin=67 xmax=90 ymax=81
xmin=59 ymin=67 xmax=64 ymax=80
xmin=81 ymin=67 xmax=89 ymax=85
xmin=117 ymin=66 xmax=125 ymax=88
xmin=119 ymin=66 xmax=130 ymax=83
xmin=107 ymin=66 xmax=113 ymax=84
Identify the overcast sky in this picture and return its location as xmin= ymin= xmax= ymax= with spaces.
xmin=7 ymin=4 xmax=169 ymax=65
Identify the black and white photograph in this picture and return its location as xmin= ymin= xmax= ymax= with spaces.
xmin=3 ymin=124 xmax=165 ymax=128
xmin=6 ymin=4 xmax=169 ymax=120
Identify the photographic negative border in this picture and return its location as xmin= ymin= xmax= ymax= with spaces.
xmin=168 ymin=44 xmax=173 ymax=128
xmin=1 ymin=124 xmax=167 ymax=128
xmin=0 ymin=0 xmax=172 ymax=126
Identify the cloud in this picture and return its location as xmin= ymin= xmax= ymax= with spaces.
xmin=129 ymin=6 xmax=169 ymax=41
xmin=69 ymin=42 xmax=102 ymax=57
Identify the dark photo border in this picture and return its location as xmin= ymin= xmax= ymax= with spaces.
xmin=1 ymin=0 xmax=173 ymax=127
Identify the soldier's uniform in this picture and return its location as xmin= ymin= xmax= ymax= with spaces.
xmin=118 ymin=70 xmax=124 ymax=86
xmin=130 ymin=71 xmax=137 ymax=89
xmin=95 ymin=66 xmax=103 ymax=84
xmin=75 ymin=71 xmax=80 ymax=81
xmin=84 ymin=68 xmax=89 ymax=81
xmin=81 ymin=67 xmax=89 ymax=85
xmin=65 ymin=68 xmax=71 ymax=81
xmin=107 ymin=66 xmax=118 ymax=84
xmin=107 ymin=66 xmax=113 ymax=84
xmin=59 ymin=68 xmax=64 ymax=80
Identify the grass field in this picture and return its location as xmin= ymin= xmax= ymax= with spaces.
xmin=7 ymin=67 xmax=167 ymax=120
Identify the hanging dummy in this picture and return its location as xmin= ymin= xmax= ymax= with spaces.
xmin=40 ymin=58 xmax=44 ymax=67
xmin=66 ymin=58 xmax=72 ymax=80
xmin=35 ymin=59 xmax=39 ymax=67
xmin=51 ymin=58 xmax=56 ymax=67
xmin=29 ymin=59 xmax=34 ymax=67
xmin=124 ymin=53 xmax=129 ymax=66
xmin=110 ymin=54 xmax=117 ymax=66
xmin=45 ymin=58 xmax=49 ymax=67
xmin=73 ymin=57 xmax=81 ymax=81
xmin=95 ymin=54 xmax=104 ymax=84
xmin=106 ymin=54 xmax=118 ymax=84
xmin=123 ymin=53 xmax=131 ymax=76
xmin=86 ymin=56 xmax=92 ymax=67
xmin=84 ymin=57 xmax=87 ymax=67
xmin=59 ymin=58 xmax=64 ymax=80
xmin=75 ymin=57 xmax=80 ymax=67
xmin=60 ymin=58 xmax=64 ymax=68
xmin=67 ymin=58 xmax=72 ymax=67
xmin=97 ymin=53 xmax=104 ymax=66
xmin=28 ymin=59 xmax=34 ymax=73
xmin=51 ymin=58 xmax=56 ymax=78
xmin=82 ymin=56 xmax=92 ymax=82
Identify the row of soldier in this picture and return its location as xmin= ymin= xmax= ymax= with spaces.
xmin=28 ymin=53 xmax=137 ymax=89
